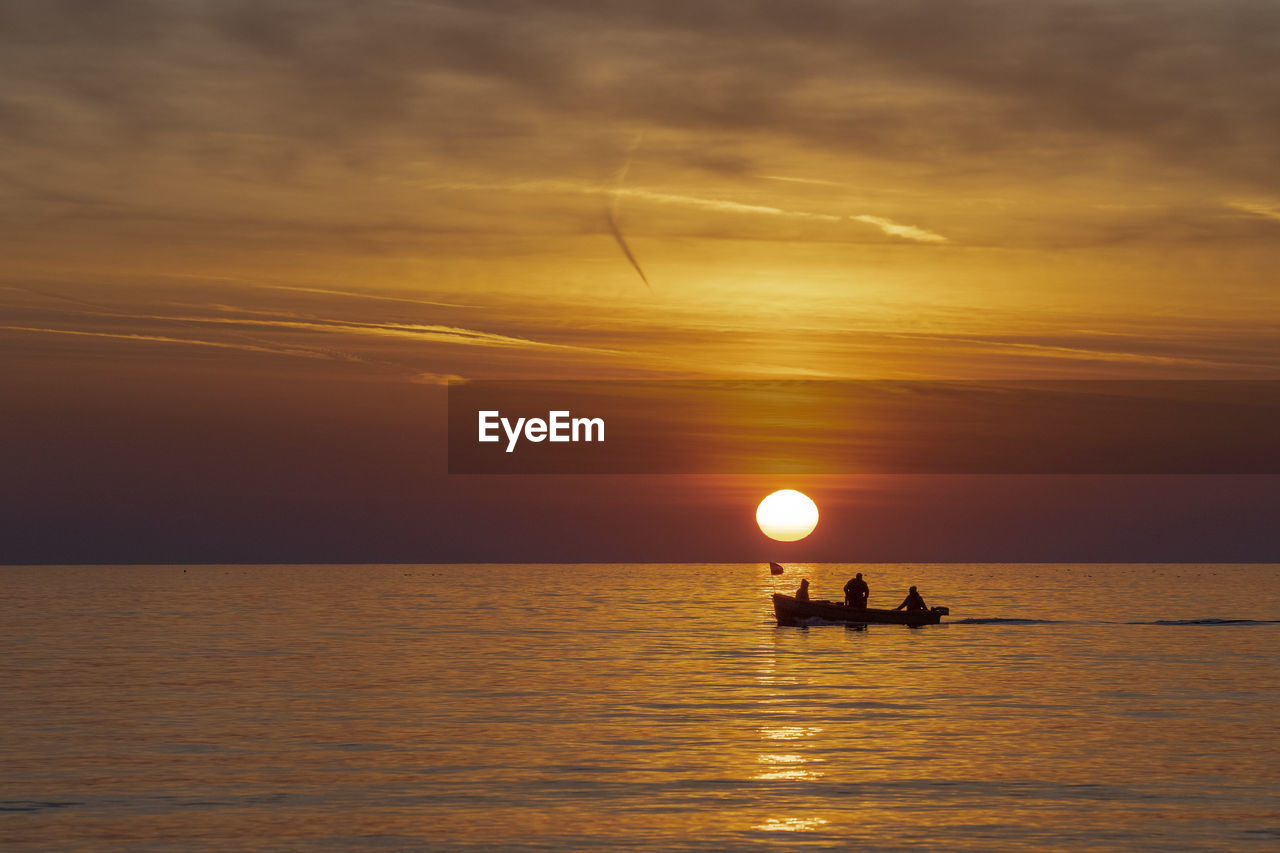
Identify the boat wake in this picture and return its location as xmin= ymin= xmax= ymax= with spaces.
xmin=951 ymin=617 xmax=1063 ymax=625
xmin=951 ymin=616 xmax=1279 ymax=627
xmin=1136 ymin=618 xmax=1280 ymax=626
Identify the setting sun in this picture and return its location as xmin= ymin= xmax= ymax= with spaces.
xmin=755 ymin=489 xmax=819 ymax=542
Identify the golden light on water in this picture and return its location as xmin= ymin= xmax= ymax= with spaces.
xmin=754 ymin=817 xmax=831 ymax=832
xmin=760 ymin=726 xmax=825 ymax=740
xmin=753 ymin=752 xmax=826 ymax=781
xmin=756 ymin=489 xmax=819 ymax=541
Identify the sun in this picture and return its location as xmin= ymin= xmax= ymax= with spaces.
xmin=755 ymin=489 xmax=819 ymax=542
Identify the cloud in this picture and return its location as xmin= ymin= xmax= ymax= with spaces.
xmin=1226 ymin=199 xmax=1280 ymax=224
xmin=885 ymin=331 xmax=1265 ymax=373
xmin=15 ymin=301 xmax=630 ymax=357
xmin=620 ymin=187 xmax=841 ymax=222
xmin=5 ymin=0 xmax=1279 ymax=184
xmin=850 ymin=215 xmax=948 ymax=243
xmin=439 ymin=179 xmax=954 ymax=243
xmin=409 ymin=372 xmax=468 ymax=385
xmin=142 ymin=312 xmax=627 ymax=354
xmin=760 ymin=175 xmax=843 ymax=187
xmin=0 ymin=0 xmax=1276 ymax=263
xmin=252 ymin=283 xmax=477 ymax=309
xmin=0 ymin=276 xmax=636 ymax=376
xmin=437 ymin=179 xmax=841 ymax=221
xmin=0 ymin=324 xmax=332 ymax=359
xmin=356 ymin=318 xmax=616 ymax=351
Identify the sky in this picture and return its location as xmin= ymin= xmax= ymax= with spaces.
xmin=2 ymin=0 xmax=1279 ymax=563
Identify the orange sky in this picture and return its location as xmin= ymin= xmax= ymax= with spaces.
xmin=2 ymin=1 xmax=1279 ymax=562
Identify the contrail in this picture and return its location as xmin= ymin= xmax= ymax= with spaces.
xmin=606 ymin=134 xmax=650 ymax=290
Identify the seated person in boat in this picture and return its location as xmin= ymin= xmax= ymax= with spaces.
xmin=894 ymin=586 xmax=927 ymax=611
xmin=844 ymin=573 xmax=869 ymax=608
xmin=795 ymin=578 xmax=810 ymax=602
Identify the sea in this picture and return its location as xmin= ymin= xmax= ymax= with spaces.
xmin=2 ymin=563 xmax=1278 ymax=852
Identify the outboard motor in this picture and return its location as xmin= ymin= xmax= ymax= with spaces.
xmin=930 ymin=606 xmax=950 ymax=616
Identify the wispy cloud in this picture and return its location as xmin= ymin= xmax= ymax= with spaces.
xmin=38 ymin=305 xmax=630 ymax=357
xmin=850 ymin=215 xmax=948 ymax=243
xmin=1 ymin=293 xmax=633 ymax=373
xmin=759 ymin=175 xmax=843 ymax=187
xmin=409 ymin=372 xmax=468 ymax=385
xmin=435 ymin=180 xmax=951 ymax=242
xmin=138 ymin=312 xmax=628 ymax=354
xmin=0 ymin=325 xmax=332 ymax=359
xmin=1225 ymin=199 xmax=1280 ymax=223
xmin=436 ymin=179 xmax=841 ymax=222
xmin=254 ymin=283 xmax=477 ymax=309
xmin=620 ymin=187 xmax=842 ymax=222
xmin=888 ymin=332 xmax=1253 ymax=371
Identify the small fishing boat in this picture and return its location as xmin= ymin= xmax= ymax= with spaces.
xmin=772 ymin=594 xmax=948 ymax=627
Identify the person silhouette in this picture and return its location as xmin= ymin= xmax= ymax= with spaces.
xmin=894 ymin=586 xmax=927 ymax=612
xmin=795 ymin=578 xmax=810 ymax=602
xmin=844 ymin=572 xmax=870 ymax=608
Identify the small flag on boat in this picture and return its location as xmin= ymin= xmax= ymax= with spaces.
xmin=769 ymin=562 xmax=784 ymax=575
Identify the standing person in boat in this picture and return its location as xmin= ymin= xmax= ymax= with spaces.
xmin=795 ymin=578 xmax=810 ymax=602
xmin=894 ymin=586 xmax=928 ymax=612
xmin=844 ymin=573 xmax=870 ymax=608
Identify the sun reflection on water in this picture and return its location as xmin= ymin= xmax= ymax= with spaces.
xmin=759 ymin=725 xmax=824 ymax=740
xmin=753 ymin=817 xmax=830 ymax=832
xmin=753 ymin=752 xmax=825 ymax=780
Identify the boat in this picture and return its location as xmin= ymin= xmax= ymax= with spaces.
xmin=772 ymin=594 xmax=948 ymax=627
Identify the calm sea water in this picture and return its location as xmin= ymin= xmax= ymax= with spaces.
xmin=2 ymin=563 xmax=1278 ymax=851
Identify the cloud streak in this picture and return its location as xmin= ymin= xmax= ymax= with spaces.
xmin=1226 ymin=200 xmax=1280 ymax=224
xmin=0 ymin=324 xmax=332 ymax=359
xmin=253 ymin=283 xmax=477 ymax=309
xmin=850 ymin=215 xmax=948 ymax=243
xmin=9 ymin=302 xmax=630 ymax=358
xmin=7 ymin=0 xmax=1277 ymax=184
xmin=438 ymin=179 xmax=946 ymax=242
xmin=4 ymin=0 xmax=1274 ymax=262
xmin=138 ymin=312 xmax=628 ymax=354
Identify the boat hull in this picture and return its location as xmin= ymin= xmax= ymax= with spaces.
xmin=772 ymin=594 xmax=943 ymax=627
